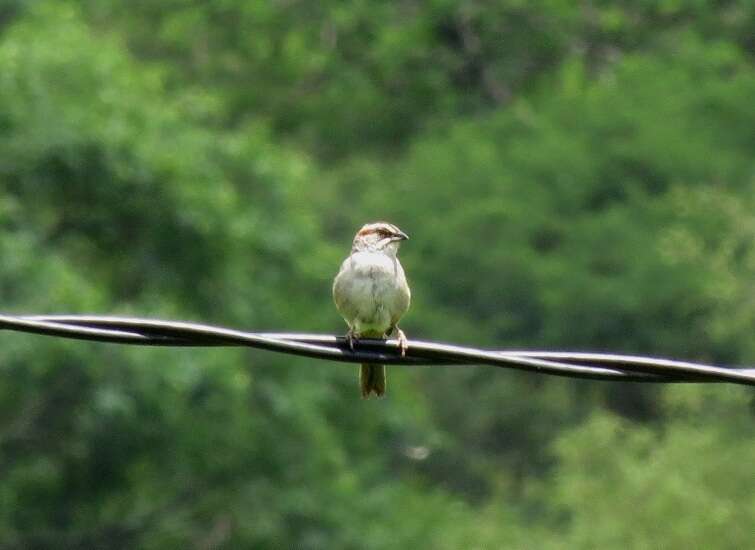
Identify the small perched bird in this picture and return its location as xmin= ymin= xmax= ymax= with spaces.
xmin=333 ymin=222 xmax=411 ymax=398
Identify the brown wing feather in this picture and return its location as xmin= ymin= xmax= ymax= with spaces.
xmin=390 ymin=262 xmax=411 ymax=327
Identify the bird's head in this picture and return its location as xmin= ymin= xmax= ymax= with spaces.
xmin=352 ymin=222 xmax=409 ymax=254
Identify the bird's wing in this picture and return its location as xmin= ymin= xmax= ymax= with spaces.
xmin=332 ymin=259 xmax=358 ymax=325
xmin=390 ymin=262 xmax=411 ymax=326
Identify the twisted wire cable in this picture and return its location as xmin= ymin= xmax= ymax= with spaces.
xmin=0 ymin=314 xmax=753 ymax=386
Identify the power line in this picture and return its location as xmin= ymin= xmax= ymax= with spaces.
xmin=0 ymin=314 xmax=753 ymax=386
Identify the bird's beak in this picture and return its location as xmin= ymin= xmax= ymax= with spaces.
xmin=393 ymin=230 xmax=409 ymax=241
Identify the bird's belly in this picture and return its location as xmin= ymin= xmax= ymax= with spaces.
xmin=344 ymin=272 xmax=399 ymax=337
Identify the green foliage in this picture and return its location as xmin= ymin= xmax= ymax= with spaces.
xmin=71 ymin=0 xmax=755 ymax=159
xmin=0 ymin=1 xmax=753 ymax=547
xmin=548 ymin=392 xmax=755 ymax=548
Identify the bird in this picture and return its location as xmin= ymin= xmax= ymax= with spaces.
xmin=333 ymin=222 xmax=411 ymax=398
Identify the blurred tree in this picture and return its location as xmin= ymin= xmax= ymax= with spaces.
xmin=547 ymin=387 xmax=755 ymax=548
xmin=0 ymin=0 xmax=753 ymax=547
xmin=69 ymin=0 xmax=755 ymax=159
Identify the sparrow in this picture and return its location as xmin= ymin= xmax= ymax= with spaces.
xmin=333 ymin=222 xmax=411 ymax=398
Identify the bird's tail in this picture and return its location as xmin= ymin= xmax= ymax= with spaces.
xmin=360 ymin=364 xmax=386 ymax=398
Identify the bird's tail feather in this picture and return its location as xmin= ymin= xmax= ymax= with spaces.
xmin=360 ymin=364 xmax=386 ymax=398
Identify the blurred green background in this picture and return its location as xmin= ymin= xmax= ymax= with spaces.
xmin=1 ymin=1 xmax=754 ymax=548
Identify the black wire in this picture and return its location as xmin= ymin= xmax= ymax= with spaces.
xmin=0 ymin=314 xmax=752 ymax=386
xmin=25 ymin=315 xmax=649 ymax=381
xmin=27 ymin=317 xmax=748 ymax=383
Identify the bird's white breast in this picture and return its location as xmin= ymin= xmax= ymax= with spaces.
xmin=334 ymin=250 xmax=407 ymax=337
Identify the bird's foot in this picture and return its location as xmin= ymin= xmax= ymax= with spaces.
xmin=345 ymin=328 xmax=359 ymax=351
xmin=393 ymin=327 xmax=408 ymax=357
